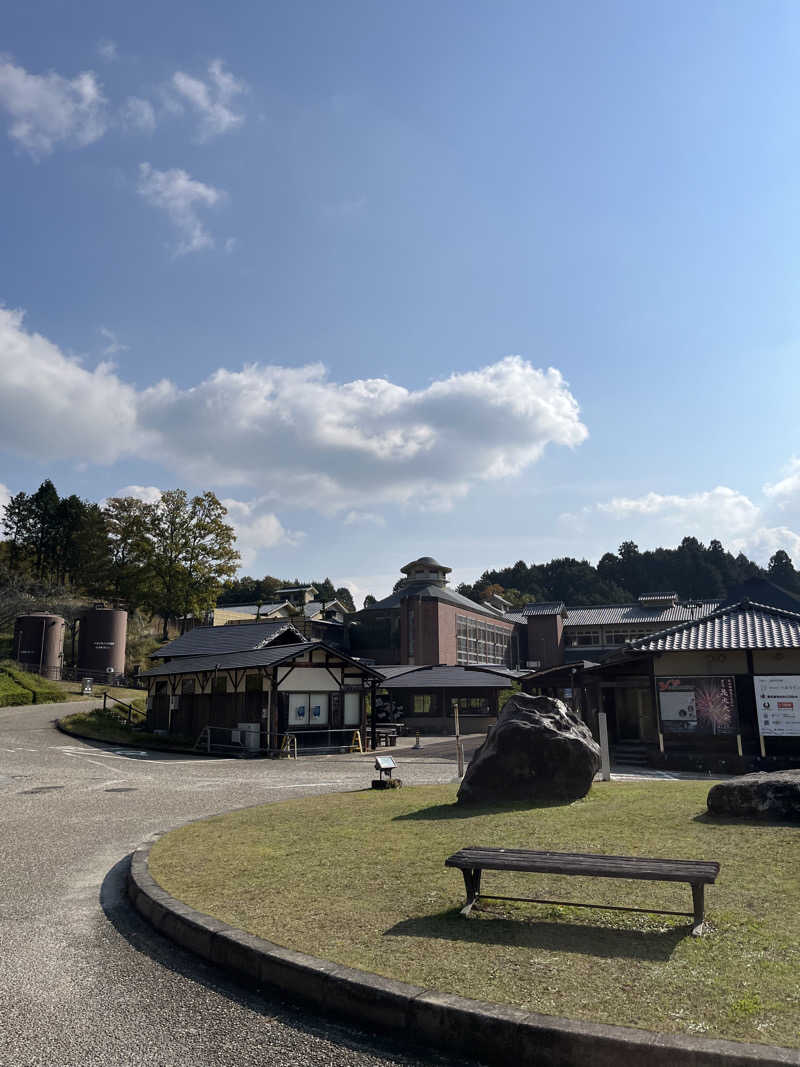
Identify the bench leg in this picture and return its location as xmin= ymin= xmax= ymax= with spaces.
xmin=460 ymin=868 xmax=482 ymax=918
xmin=691 ymin=882 xmax=707 ymax=937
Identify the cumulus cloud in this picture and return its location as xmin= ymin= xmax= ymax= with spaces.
xmin=120 ymin=96 xmax=156 ymax=133
xmin=590 ymin=484 xmax=800 ymax=564
xmin=137 ymin=163 xmax=224 ymax=254
xmin=764 ymin=458 xmax=800 ymax=510
xmin=169 ymin=59 xmax=246 ymax=140
xmin=0 ymin=307 xmax=587 ymax=518
xmin=343 ymin=510 xmax=386 ymax=527
xmin=219 ymin=498 xmax=303 ymax=568
xmin=138 ymin=356 xmax=587 ymax=511
xmin=112 ymin=484 xmax=163 ymax=505
xmin=0 ymin=56 xmax=108 ymax=158
xmin=0 ymin=306 xmax=140 ymax=462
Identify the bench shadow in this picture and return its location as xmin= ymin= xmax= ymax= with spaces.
xmin=384 ymin=910 xmax=688 ymax=962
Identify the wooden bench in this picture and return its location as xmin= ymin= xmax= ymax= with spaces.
xmin=445 ymin=846 xmax=720 ymax=936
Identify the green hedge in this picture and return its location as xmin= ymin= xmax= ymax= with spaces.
xmin=0 ymin=662 xmax=67 ymax=705
xmin=0 ymin=672 xmax=33 ymax=707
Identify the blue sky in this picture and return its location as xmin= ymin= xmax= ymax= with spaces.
xmin=2 ymin=0 xmax=800 ymax=602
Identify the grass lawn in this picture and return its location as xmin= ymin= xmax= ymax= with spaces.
xmin=0 ymin=661 xmax=66 ymax=705
xmin=58 ymin=701 xmax=191 ymax=749
xmin=149 ymin=781 xmax=800 ymax=1050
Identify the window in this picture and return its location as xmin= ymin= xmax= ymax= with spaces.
xmin=288 ymin=692 xmax=329 ymax=726
xmin=564 ymin=631 xmax=601 ymax=647
xmin=344 ymin=691 xmax=361 ymax=725
xmin=455 ymin=614 xmax=511 ymax=665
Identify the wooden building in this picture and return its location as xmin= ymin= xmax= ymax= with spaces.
xmin=141 ymin=641 xmax=382 ymax=754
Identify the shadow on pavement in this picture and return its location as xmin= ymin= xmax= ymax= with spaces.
xmin=99 ymin=856 xmax=464 ymax=1067
xmin=384 ymin=910 xmax=688 ymax=962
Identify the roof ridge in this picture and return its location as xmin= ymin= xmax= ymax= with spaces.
xmin=625 ymin=597 xmax=800 ymax=650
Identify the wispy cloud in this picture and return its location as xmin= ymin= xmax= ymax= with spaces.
xmin=0 ymin=56 xmax=108 ymax=158
xmin=169 ymin=59 xmax=246 ymax=141
xmin=137 ymin=163 xmax=225 ymax=255
xmin=98 ymin=326 xmax=129 ymax=356
xmin=97 ymin=40 xmax=117 ymax=62
xmin=120 ymin=96 xmax=156 ymax=133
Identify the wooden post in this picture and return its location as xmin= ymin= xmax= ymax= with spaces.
xmin=598 ymin=710 xmax=611 ymax=781
xmin=453 ymin=697 xmax=464 ymax=777
xmin=370 ymin=680 xmax=377 ymax=752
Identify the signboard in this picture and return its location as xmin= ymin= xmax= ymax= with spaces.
xmin=754 ymin=676 xmax=800 ymax=737
xmin=657 ymin=677 xmax=738 ymax=734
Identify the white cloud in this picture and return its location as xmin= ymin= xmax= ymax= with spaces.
xmin=763 ymin=458 xmax=800 ymax=509
xmin=137 ymin=163 xmax=224 ymax=255
xmin=0 ymin=306 xmax=587 ymax=519
xmin=169 ymin=59 xmax=246 ymax=141
xmin=0 ymin=56 xmax=108 ymax=158
xmin=219 ymin=498 xmax=303 ymax=568
xmin=112 ymin=484 xmax=163 ymax=505
xmin=121 ymin=96 xmax=156 ymax=133
xmin=590 ymin=485 xmax=800 ymax=565
xmin=138 ymin=356 xmax=587 ymax=511
xmin=598 ymin=487 xmax=761 ymax=536
xmin=0 ymin=482 xmax=11 ymax=517
xmin=0 ymin=306 xmax=140 ymax=462
xmin=98 ymin=326 xmax=129 ymax=355
xmin=97 ymin=40 xmax=117 ymax=62
xmin=343 ymin=510 xmax=386 ymax=527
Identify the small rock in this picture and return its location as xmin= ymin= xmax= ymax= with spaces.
xmin=457 ymin=693 xmax=601 ymax=806
xmin=707 ymin=769 xmax=800 ymax=820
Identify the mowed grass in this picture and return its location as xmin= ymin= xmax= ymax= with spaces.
xmin=59 ymin=700 xmax=190 ymax=749
xmin=149 ymin=781 xmax=800 ymax=1049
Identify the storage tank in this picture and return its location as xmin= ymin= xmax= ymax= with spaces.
xmin=13 ymin=614 xmax=66 ymax=680
xmin=77 ymin=607 xmax=128 ymax=677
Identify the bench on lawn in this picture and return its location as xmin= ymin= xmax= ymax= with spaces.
xmin=445 ymin=847 xmax=720 ymax=936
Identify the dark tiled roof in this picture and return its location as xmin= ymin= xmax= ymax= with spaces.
xmin=625 ymin=600 xmax=800 ymax=652
xmin=378 ymin=665 xmax=515 ymax=689
xmin=152 ymin=620 xmax=306 ymax=659
xmin=522 ymin=659 xmax=600 ymax=682
xmin=637 ymin=592 xmax=678 ymax=603
xmin=522 ymin=602 xmax=566 ymax=617
xmin=564 ymin=601 xmax=720 ymax=627
xmin=142 ymin=641 xmax=382 ymax=678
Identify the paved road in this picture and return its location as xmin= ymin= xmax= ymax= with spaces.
xmin=0 ymin=702 xmax=473 ymax=1067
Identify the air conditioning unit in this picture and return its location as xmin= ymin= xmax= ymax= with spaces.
xmin=526 ymin=660 xmax=541 ymax=669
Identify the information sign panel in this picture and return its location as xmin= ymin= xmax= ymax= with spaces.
xmin=656 ymin=676 xmax=738 ymax=734
xmin=753 ymin=676 xmax=800 ymax=737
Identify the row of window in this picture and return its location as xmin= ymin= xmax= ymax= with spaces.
xmin=563 ymin=629 xmax=654 ymax=648
xmin=456 ymin=614 xmax=513 ymax=665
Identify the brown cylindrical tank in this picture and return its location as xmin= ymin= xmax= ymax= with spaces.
xmin=77 ymin=608 xmax=128 ymax=677
xmin=13 ymin=614 xmax=66 ymax=680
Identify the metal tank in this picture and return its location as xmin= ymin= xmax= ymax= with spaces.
xmin=13 ymin=614 xmax=66 ymax=680
xmin=77 ymin=607 xmax=128 ymax=678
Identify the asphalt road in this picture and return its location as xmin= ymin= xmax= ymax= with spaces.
xmin=0 ymin=702 xmax=475 ymax=1067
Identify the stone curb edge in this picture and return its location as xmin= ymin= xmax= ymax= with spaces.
xmin=126 ymin=834 xmax=799 ymax=1067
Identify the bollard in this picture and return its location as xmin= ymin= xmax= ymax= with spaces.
xmin=413 ymin=730 xmax=421 ymax=750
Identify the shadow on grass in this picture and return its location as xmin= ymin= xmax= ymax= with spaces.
xmin=394 ymin=797 xmax=581 ymax=822
xmin=384 ymin=909 xmax=688 ymax=961
xmin=693 ymin=811 xmax=800 ymax=828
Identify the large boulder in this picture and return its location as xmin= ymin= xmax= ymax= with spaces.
xmin=707 ymin=769 xmax=800 ymax=820
xmin=457 ymin=693 xmax=601 ymax=806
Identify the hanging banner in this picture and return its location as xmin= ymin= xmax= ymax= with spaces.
xmin=753 ymin=676 xmax=800 ymax=737
xmin=657 ymin=677 xmax=738 ymax=734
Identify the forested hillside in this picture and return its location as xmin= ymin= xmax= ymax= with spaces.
xmin=456 ymin=538 xmax=800 ymax=607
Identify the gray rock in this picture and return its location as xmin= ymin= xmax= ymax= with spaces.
xmin=457 ymin=693 xmax=601 ymax=806
xmin=707 ymin=769 xmax=800 ymax=820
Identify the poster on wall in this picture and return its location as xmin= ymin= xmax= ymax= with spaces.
xmin=657 ymin=677 xmax=737 ymax=734
xmin=753 ymin=676 xmax=800 ymax=737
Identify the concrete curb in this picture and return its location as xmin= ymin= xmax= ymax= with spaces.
xmin=55 ymin=719 xmax=204 ymax=756
xmin=127 ymin=834 xmax=799 ymax=1067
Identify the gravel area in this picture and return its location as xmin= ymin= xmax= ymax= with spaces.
xmin=0 ymin=702 xmax=472 ymax=1067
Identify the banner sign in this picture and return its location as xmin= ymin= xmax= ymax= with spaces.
xmin=657 ymin=676 xmax=738 ymax=735
xmin=753 ymin=676 xmax=800 ymax=737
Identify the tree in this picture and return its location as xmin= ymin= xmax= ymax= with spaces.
xmin=2 ymin=491 xmax=31 ymax=574
xmin=363 ymin=594 xmax=377 ymax=609
xmin=334 ymin=586 xmax=355 ymax=613
xmin=142 ymin=490 xmax=239 ymax=638
xmin=103 ymin=496 xmax=153 ymax=608
xmin=768 ymin=550 xmax=800 ymax=592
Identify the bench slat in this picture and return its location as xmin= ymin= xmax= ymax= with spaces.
xmin=445 ymin=847 xmax=719 ymax=883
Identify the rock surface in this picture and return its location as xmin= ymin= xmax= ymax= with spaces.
xmin=707 ymin=769 xmax=800 ymax=820
xmin=457 ymin=693 xmax=601 ymax=806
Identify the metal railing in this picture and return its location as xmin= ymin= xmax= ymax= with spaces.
xmin=101 ymin=690 xmax=141 ymax=728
